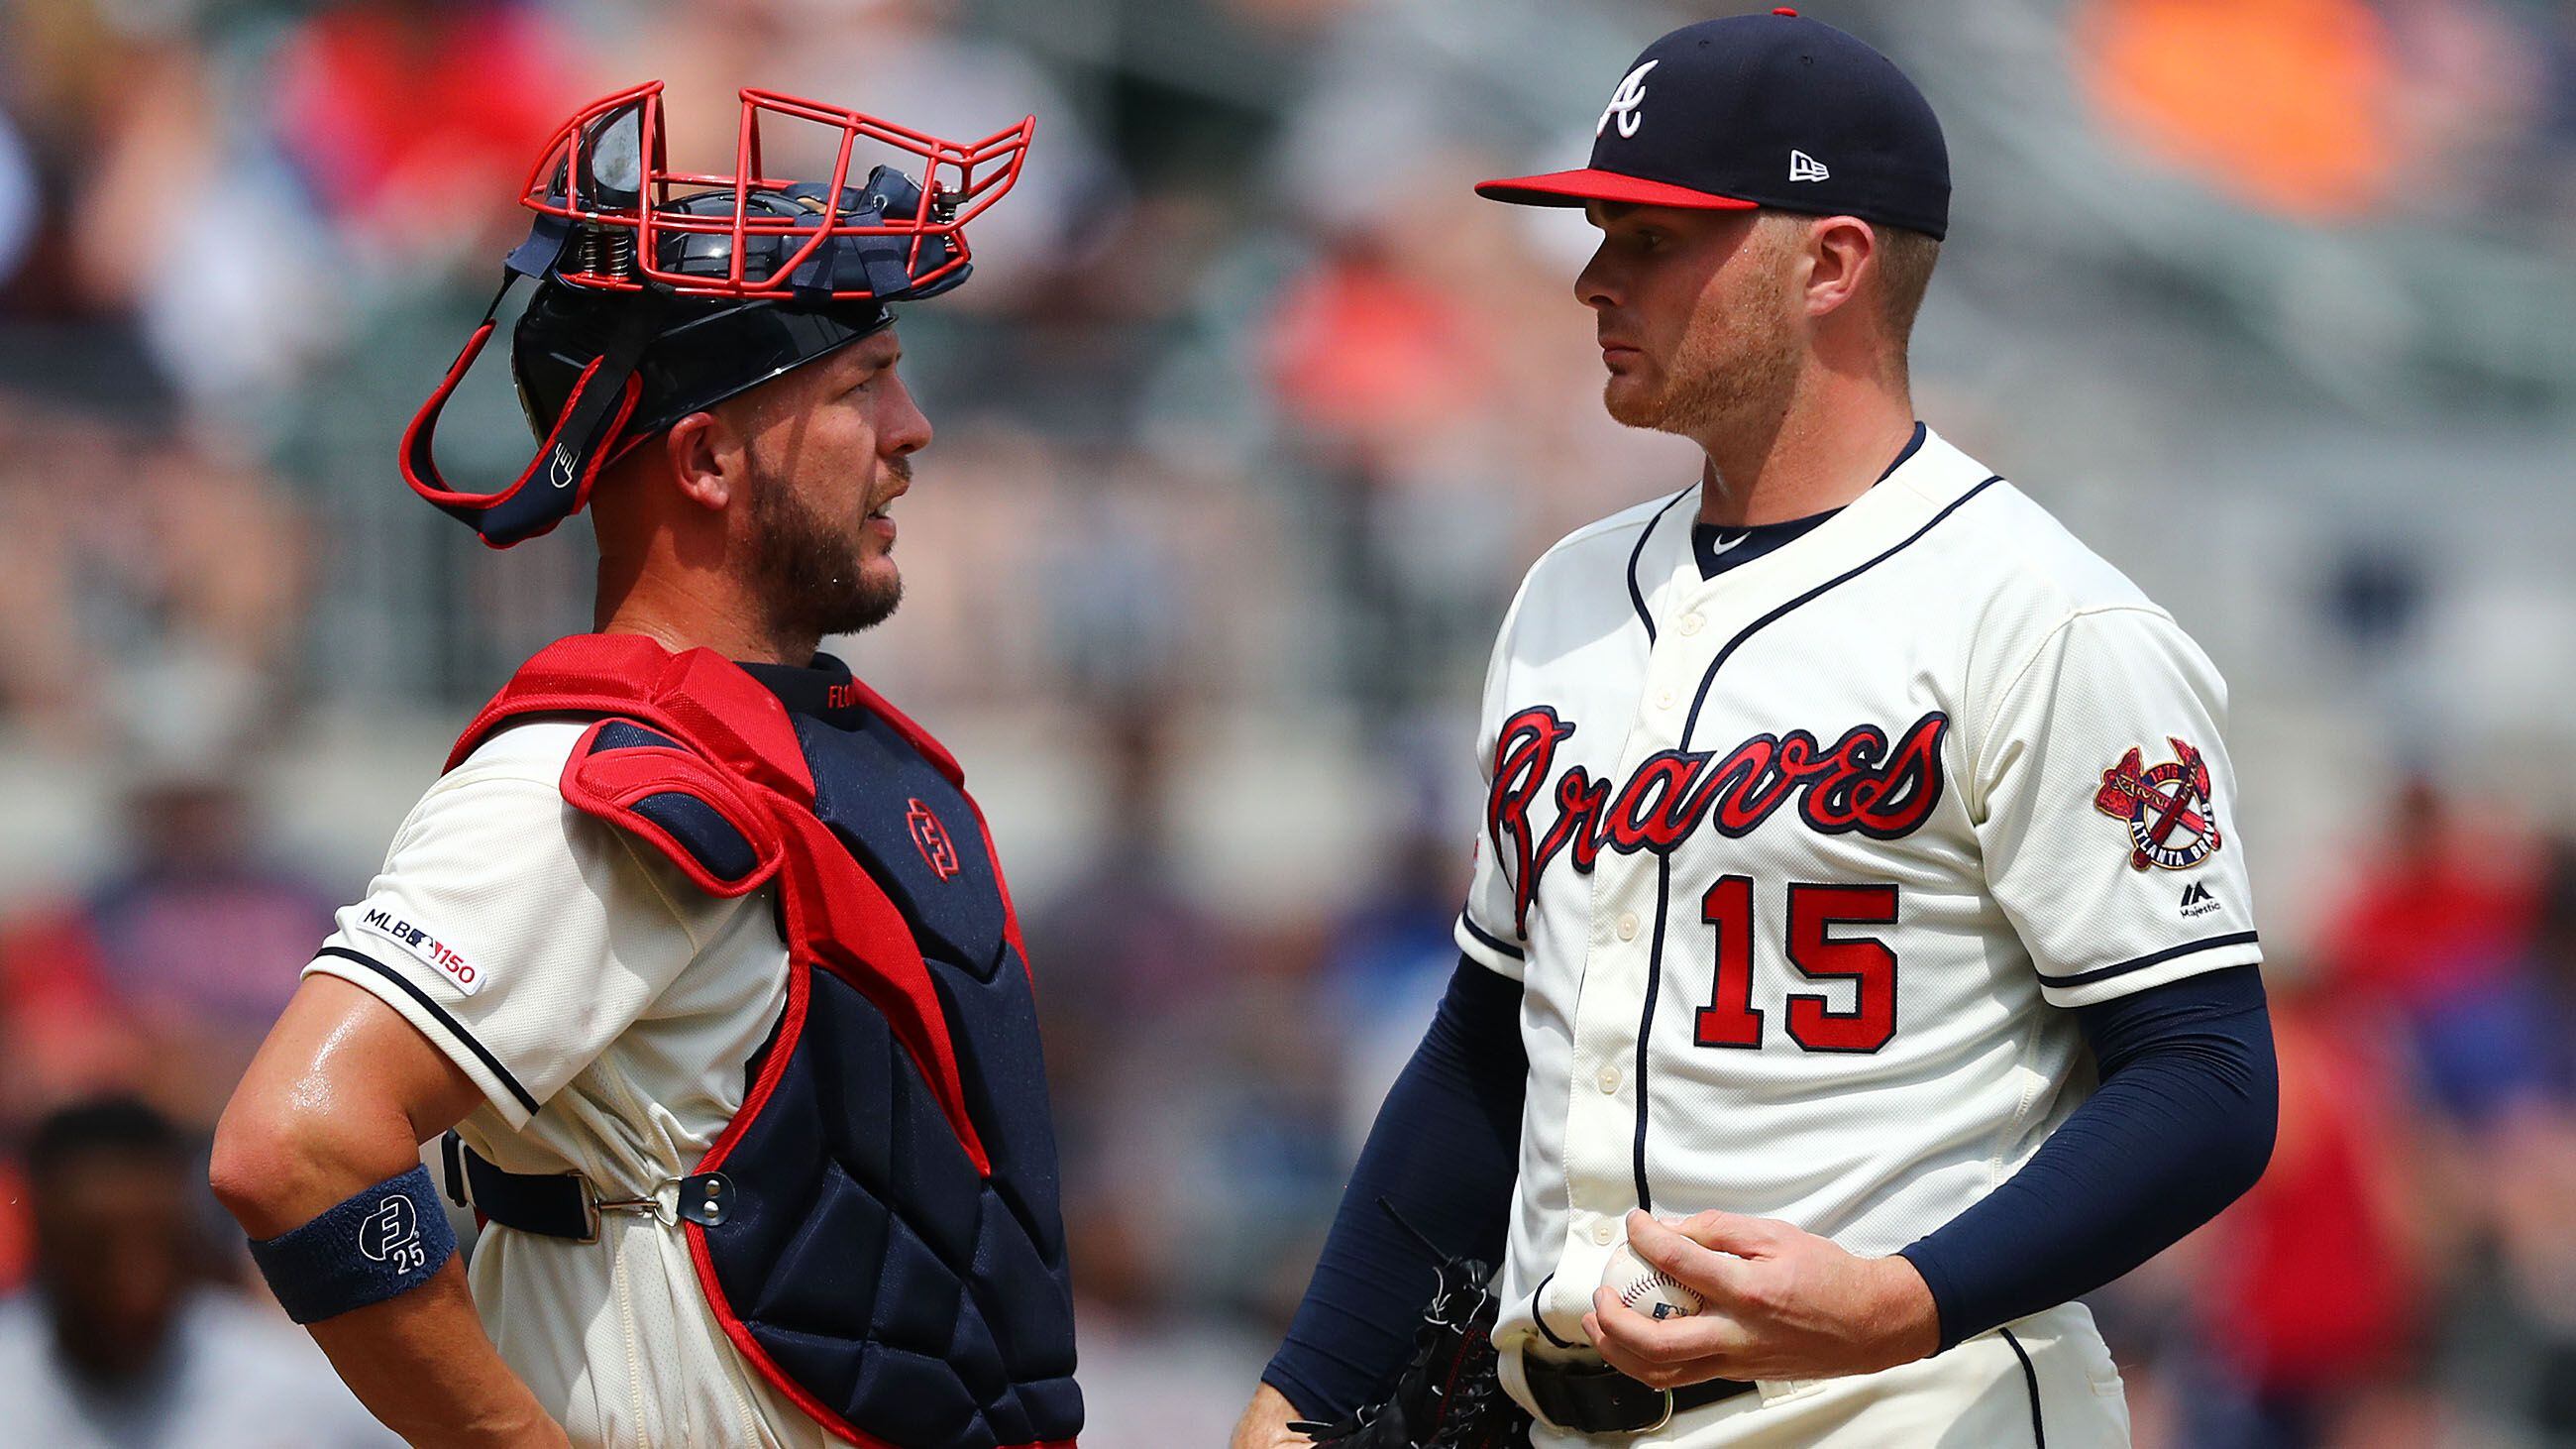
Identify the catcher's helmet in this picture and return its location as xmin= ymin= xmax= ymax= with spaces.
xmin=402 ymin=81 xmax=1034 ymax=548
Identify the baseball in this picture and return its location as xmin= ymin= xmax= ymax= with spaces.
xmin=1601 ymin=1240 xmax=1702 ymax=1321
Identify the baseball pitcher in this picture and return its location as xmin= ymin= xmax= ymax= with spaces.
xmin=1235 ymin=11 xmax=2275 ymax=1448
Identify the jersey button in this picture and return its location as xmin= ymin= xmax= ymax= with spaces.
xmin=1616 ymin=912 xmax=1640 ymax=941
xmin=1655 ymin=687 xmax=1677 ymax=711
xmin=1591 ymin=1220 xmax=1616 ymax=1247
xmin=1596 ymin=1065 xmax=1621 ymax=1094
xmin=1679 ymin=613 xmax=1705 ymax=636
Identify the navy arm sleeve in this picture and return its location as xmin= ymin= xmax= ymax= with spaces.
xmin=1261 ymin=957 xmax=1528 ymax=1420
xmin=1897 ymin=964 xmax=2277 ymax=1350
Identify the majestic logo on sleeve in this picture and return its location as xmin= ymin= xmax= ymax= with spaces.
xmin=1487 ymin=708 xmax=1949 ymax=934
xmin=1598 ymin=60 xmax=1660 ymax=139
xmin=2093 ymin=738 xmax=2222 ymax=871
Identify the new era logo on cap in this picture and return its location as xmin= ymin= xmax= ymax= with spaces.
xmin=1476 ymin=8 xmax=1951 ymax=240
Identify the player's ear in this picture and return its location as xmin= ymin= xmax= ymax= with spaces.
xmin=1800 ymin=215 xmax=1876 ymax=320
xmin=662 ymin=410 xmax=743 ymax=513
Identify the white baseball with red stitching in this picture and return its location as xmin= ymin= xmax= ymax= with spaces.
xmin=1600 ymin=1241 xmax=1701 ymax=1321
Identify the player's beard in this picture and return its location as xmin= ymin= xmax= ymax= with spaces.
xmin=1607 ymin=238 xmax=1801 ymax=440
xmin=747 ymin=460 xmax=905 ymax=644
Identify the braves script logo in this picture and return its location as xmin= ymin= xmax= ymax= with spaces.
xmin=1598 ymin=59 xmax=1659 ymax=139
xmin=906 ymin=798 xmax=961 ymax=881
xmin=1488 ymin=707 xmax=1949 ymax=933
xmin=2093 ymin=738 xmax=2221 ymax=871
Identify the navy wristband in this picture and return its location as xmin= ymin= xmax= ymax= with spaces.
xmin=248 ymin=1163 xmax=458 ymax=1324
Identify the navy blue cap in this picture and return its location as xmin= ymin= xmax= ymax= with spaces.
xmin=1477 ymin=8 xmax=1949 ymax=240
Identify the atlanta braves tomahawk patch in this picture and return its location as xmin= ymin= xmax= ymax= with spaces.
xmin=2093 ymin=737 xmax=2223 ymax=871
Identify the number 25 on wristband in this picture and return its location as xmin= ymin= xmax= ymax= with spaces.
xmin=1692 ymin=877 xmax=1898 ymax=1054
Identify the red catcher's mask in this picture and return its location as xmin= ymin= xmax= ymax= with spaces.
xmin=401 ymin=81 xmax=1034 ymax=548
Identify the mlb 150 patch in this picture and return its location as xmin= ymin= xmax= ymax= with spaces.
xmin=359 ymin=906 xmax=486 ymax=995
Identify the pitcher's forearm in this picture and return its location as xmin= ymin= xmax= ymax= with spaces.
xmin=1231 ymin=1383 xmax=1311 ymax=1449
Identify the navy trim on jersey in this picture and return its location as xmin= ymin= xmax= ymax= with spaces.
xmin=1459 ymin=913 xmax=1527 ymax=961
xmin=1630 ymin=474 xmax=2005 ymax=1211
xmin=1999 ymin=1326 xmax=2045 ymax=1447
xmin=2037 ymin=930 xmax=2261 ymax=988
xmin=1634 ymin=863 xmax=1675 ymax=1210
xmin=315 ymin=945 xmax=542 ymax=1117
xmin=1528 ymin=1273 xmax=1579 ymax=1348
xmin=1625 ymin=490 xmax=1695 ymax=643
xmin=1691 ymin=509 xmax=1842 ymax=582
xmin=1878 ymin=421 xmax=1929 ymax=482
xmin=1678 ymin=478 xmax=2005 ymax=739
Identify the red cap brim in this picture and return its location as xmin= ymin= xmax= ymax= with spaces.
xmin=1473 ymin=168 xmax=1762 ymax=211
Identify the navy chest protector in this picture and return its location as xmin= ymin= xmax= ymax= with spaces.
xmin=451 ymin=634 xmax=1080 ymax=1449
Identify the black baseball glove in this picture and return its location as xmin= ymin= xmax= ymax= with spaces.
xmin=1287 ymin=1250 xmax=1534 ymax=1449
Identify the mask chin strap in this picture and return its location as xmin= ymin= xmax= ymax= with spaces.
xmin=401 ymin=218 xmax=657 ymax=549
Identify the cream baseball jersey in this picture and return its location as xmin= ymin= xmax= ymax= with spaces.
xmin=304 ymin=721 xmax=835 ymax=1448
xmin=1451 ymin=427 xmax=2260 ymax=1379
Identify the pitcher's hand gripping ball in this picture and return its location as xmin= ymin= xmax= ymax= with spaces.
xmin=1602 ymin=1239 xmax=1703 ymax=1321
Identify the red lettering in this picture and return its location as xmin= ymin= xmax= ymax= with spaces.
xmin=1488 ymin=709 xmax=1576 ymax=933
xmin=1482 ymin=710 xmax=1952 ymax=930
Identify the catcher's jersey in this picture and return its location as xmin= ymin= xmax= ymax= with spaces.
xmin=306 ymin=722 xmax=834 ymax=1449
xmin=1454 ymin=427 xmax=2260 ymax=1370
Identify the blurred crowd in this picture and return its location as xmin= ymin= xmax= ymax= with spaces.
xmin=2 ymin=0 xmax=2574 ymax=1445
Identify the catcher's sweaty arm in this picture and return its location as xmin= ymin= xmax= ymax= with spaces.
xmin=214 ymin=974 xmax=567 ymax=1446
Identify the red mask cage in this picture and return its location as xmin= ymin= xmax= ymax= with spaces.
xmin=520 ymin=80 xmax=1034 ymax=300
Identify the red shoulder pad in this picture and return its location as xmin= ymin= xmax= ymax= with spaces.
xmin=562 ymin=719 xmax=784 ymax=898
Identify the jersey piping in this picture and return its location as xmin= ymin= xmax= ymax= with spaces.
xmin=1460 ymin=915 xmax=1528 ymax=962
xmin=2000 ymin=1325 xmax=2046 ymax=1446
xmin=1625 ymin=490 xmax=1696 ymax=643
xmin=2038 ymin=929 xmax=2263 ymax=988
xmin=1633 ymin=472 xmax=2005 ymax=1210
xmin=315 ymin=944 xmax=543 ymax=1117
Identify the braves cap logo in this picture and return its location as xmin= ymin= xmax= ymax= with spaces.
xmin=906 ymin=798 xmax=961 ymax=881
xmin=1597 ymin=59 xmax=1660 ymax=139
xmin=2093 ymin=737 xmax=2223 ymax=871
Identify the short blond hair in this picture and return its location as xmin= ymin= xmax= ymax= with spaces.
xmin=1875 ymin=226 xmax=1941 ymax=351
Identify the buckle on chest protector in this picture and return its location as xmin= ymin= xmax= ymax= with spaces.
xmin=443 ymin=1135 xmax=732 ymax=1243
xmin=578 ymin=1172 xmax=732 ymax=1240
